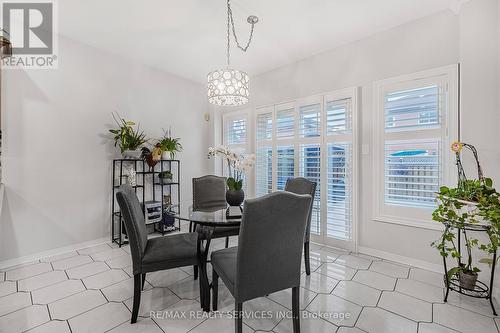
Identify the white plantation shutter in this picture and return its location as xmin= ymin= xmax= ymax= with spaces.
xmin=299 ymin=103 xmax=321 ymax=138
xmin=276 ymin=146 xmax=295 ymax=190
xmin=299 ymin=144 xmax=321 ymax=235
xmin=256 ymin=112 xmax=273 ymax=141
xmin=326 ymin=98 xmax=352 ymax=134
xmin=384 ymin=139 xmax=440 ymax=208
xmin=255 ymin=146 xmax=273 ymax=197
xmin=327 ymin=143 xmax=352 ymax=240
xmin=224 ymin=116 xmax=247 ymax=146
xmin=276 ymin=106 xmax=295 ymax=139
xmin=385 ymin=85 xmax=441 ymax=130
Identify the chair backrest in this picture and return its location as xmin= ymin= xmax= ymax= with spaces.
xmin=192 ymin=175 xmax=227 ymax=210
xmin=116 ymin=185 xmax=148 ymax=274
xmin=235 ymin=191 xmax=311 ymax=302
xmin=285 ymin=177 xmax=317 ymax=240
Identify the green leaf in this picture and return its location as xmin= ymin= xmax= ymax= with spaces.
xmin=485 ymin=178 xmax=493 ymax=187
xmin=447 ymin=267 xmax=463 ymax=281
xmin=227 ymin=177 xmax=236 ymax=191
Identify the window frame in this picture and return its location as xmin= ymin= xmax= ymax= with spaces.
xmin=372 ymin=65 xmax=459 ymax=230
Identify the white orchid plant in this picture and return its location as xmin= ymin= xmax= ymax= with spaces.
xmin=208 ymin=145 xmax=256 ymax=191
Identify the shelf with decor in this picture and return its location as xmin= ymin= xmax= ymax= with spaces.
xmin=111 ymin=158 xmax=181 ymax=247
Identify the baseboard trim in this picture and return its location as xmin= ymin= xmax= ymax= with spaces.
xmin=358 ymin=246 xmax=443 ymax=273
xmin=0 ymin=237 xmax=109 ymax=270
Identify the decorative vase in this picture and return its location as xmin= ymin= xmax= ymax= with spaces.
xmin=162 ymin=151 xmax=170 ymax=160
xmin=226 ymin=189 xmax=244 ymax=207
xmin=459 ymin=271 xmax=478 ymax=290
xmin=122 ymin=150 xmax=141 ymax=159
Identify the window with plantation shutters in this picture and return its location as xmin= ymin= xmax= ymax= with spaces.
xmin=373 ymin=66 xmax=458 ymax=229
xmin=224 ymin=116 xmax=246 ymax=146
xmin=254 ymin=87 xmax=359 ymax=250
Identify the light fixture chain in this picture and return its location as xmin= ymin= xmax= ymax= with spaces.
xmin=227 ymin=0 xmax=256 ymax=53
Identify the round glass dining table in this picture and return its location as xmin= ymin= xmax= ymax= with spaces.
xmin=167 ymin=203 xmax=242 ymax=312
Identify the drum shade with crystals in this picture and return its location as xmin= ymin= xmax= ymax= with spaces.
xmin=207 ymin=0 xmax=257 ymax=107
xmin=207 ymin=68 xmax=249 ymax=106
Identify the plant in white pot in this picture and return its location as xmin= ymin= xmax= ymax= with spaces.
xmin=208 ymin=145 xmax=255 ymax=206
xmin=109 ymin=113 xmax=148 ymax=159
xmin=158 ymin=129 xmax=183 ymax=160
xmin=432 ymin=142 xmax=500 ymax=290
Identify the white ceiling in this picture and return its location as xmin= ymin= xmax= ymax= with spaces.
xmin=59 ymin=0 xmax=464 ymax=84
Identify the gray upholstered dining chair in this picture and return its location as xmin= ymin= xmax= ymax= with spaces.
xmin=285 ymin=177 xmax=317 ymax=275
xmin=116 ymin=185 xmax=200 ymax=324
xmin=211 ymin=191 xmax=312 ymax=333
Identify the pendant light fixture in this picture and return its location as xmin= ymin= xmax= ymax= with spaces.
xmin=207 ymin=0 xmax=258 ymax=106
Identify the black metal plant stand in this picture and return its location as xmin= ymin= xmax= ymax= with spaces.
xmin=111 ymin=158 xmax=181 ymax=246
xmin=442 ymin=222 xmax=497 ymax=315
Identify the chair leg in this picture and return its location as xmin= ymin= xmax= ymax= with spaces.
xmin=225 ymin=237 xmax=229 ymax=248
xmin=189 ymin=221 xmax=193 ymax=232
xmin=131 ymin=274 xmax=142 ymax=324
xmin=292 ymin=286 xmax=300 ymax=333
xmin=141 ymin=273 xmax=146 ymax=290
xmin=235 ymin=302 xmax=243 ymax=333
xmin=212 ymin=268 xmax=219 ymax=311
xmin=194 ymin=265 xmax=198 ymax=280
xmin=304 ymin=241 xmax=311 ymax=276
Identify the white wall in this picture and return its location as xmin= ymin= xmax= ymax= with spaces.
xmin=244 ymin=0 xmax=499 ymax=270
xmin=0 ymin=35 xmax=210 ymax=262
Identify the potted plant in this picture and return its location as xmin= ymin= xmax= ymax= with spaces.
xmin=159 ymin=129 xmax=183 ymax=160
xmin=158 ymin=170 xmax=173 ymax=184
xmin=109 ymin=113 xmax=147 ymax=159
xmin=208 ymin=146 xmax=255 ymax=206
xmin=432 ymin=142 xmax=500 ymax=290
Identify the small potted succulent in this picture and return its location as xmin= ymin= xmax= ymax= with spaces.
xmin=158 ymin=170 xmax=173 ymax=184
xmin=109 ymin=113 xmax=147 ymax=159
xmin=159 ymin=128 xmax=182 ymax=160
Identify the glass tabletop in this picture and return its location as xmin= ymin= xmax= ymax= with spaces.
xmin=167 ymin=202 xmax=242 ymax=227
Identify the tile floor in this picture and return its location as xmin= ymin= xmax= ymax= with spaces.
xmin=0 ymin=223 xmax=498 ymax=333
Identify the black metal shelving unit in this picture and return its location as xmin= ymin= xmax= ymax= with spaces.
xmin=111 ymin=158 xmax=181 ymax=246
xmin=442 ymin=221 xmax=497 ymax=315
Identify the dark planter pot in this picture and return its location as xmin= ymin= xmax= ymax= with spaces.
xmin=226 ymin=189 xmax=244 ymax=207
xmin=459 ymin=270 xmax=478 ymax=290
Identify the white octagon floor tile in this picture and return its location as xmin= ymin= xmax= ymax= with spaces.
xmin=124 ymin=287 xmax=181 ymax=316
xmin=40 ymin=251 xmax=77 ymax=263
xmin=396 ymin=278 xmax=444 ymax=303
xmin=273 ymin=311 xmax=338 ymax=333
xmin=82 ymin=269 xmax=129 ymax=289
xmin=369 ymin=261 xmax=409 ymax=278
xmin=5 ymin=263 xmax=52 ymax=281
xmin=445 ymin=292 xmax=498 ymax=317
xmin=315 ymin=262 xmax=356 ymax=280
xmin=189 ymin=313 xmax=253 ymax=333
xmin=101 ymin=277 xmax=152 ymax=302
xmin=433 ymin=303 xmax=497 ymax=333
xmin=0 ymin=292 xmax=32 ymax=316
xmin=352 ymin=270 xmax=396 ymax=291
xmin=52 ymin=255 xmax=92 ymax=271
xmin=146 ymin=269 xmax=190 ymax=287
xmin=32 ymin=280 xmax=85 ymax=304
xmin=409 ymin=268 xmax=444 ymax=288
xmin=66 ymin=261 xmax=109 ymax=279
xmin=300 ymin=272 xmax=338 ymax=294
xmin=18 ymin=270 xmax=68 ymax=291
xmin=332 ymin=280 xmax=381 ymax=307
xmin=106 ymin=254 xmax=132 ymax=269
xmin=243 ymin=297 xmax=289 ymax=331
xmin=167 ymin=276 xmax=200 ymax=300
xmin=309 ymin=250 xmax=338 ymax=263
xmin=418 ymin=322 xmax=460 ymax=333
xmin=267 ymin=287 xmax=317 ymax=311
xmin=301 ymin=257 xmax=323 ymax=273
xmin=378 ymin=291 xmax=432 ymax=322
xmin=0 ymin=272 xmax=4 ymax=282
xmin=356 ymin=307 xmax=417 ymax=333
xmin=0 ymin=305 xmax=50 ymax=332
xmin=109 ymin=318 xmax=163 ymax=333
xmin=90 ymin=248 xmax=128 ymax=262
xmin=153 ymin=299 xmax=206 ymax=333
xmin=68 ymin=302 xmax=130 ymax=333
xmin=26 ymin=320 xmax=71 ymax=333
xmin=335 ymin=255 xmax=371 ymax=270
xmin=306 ymin=294 xmax=361 ymax=327
xmin=0 ymin=281 xmax=17 ymax=297
xmin=76 ymin=244 xmax=111 ymax=255
xmin=337 ymin=327 xmax=367 ymax=333
xmin=49 ymin=290 xmax=107 ymax=320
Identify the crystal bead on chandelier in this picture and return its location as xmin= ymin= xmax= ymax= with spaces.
xmin=207 ymin=0 xmax=258 ymax=106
